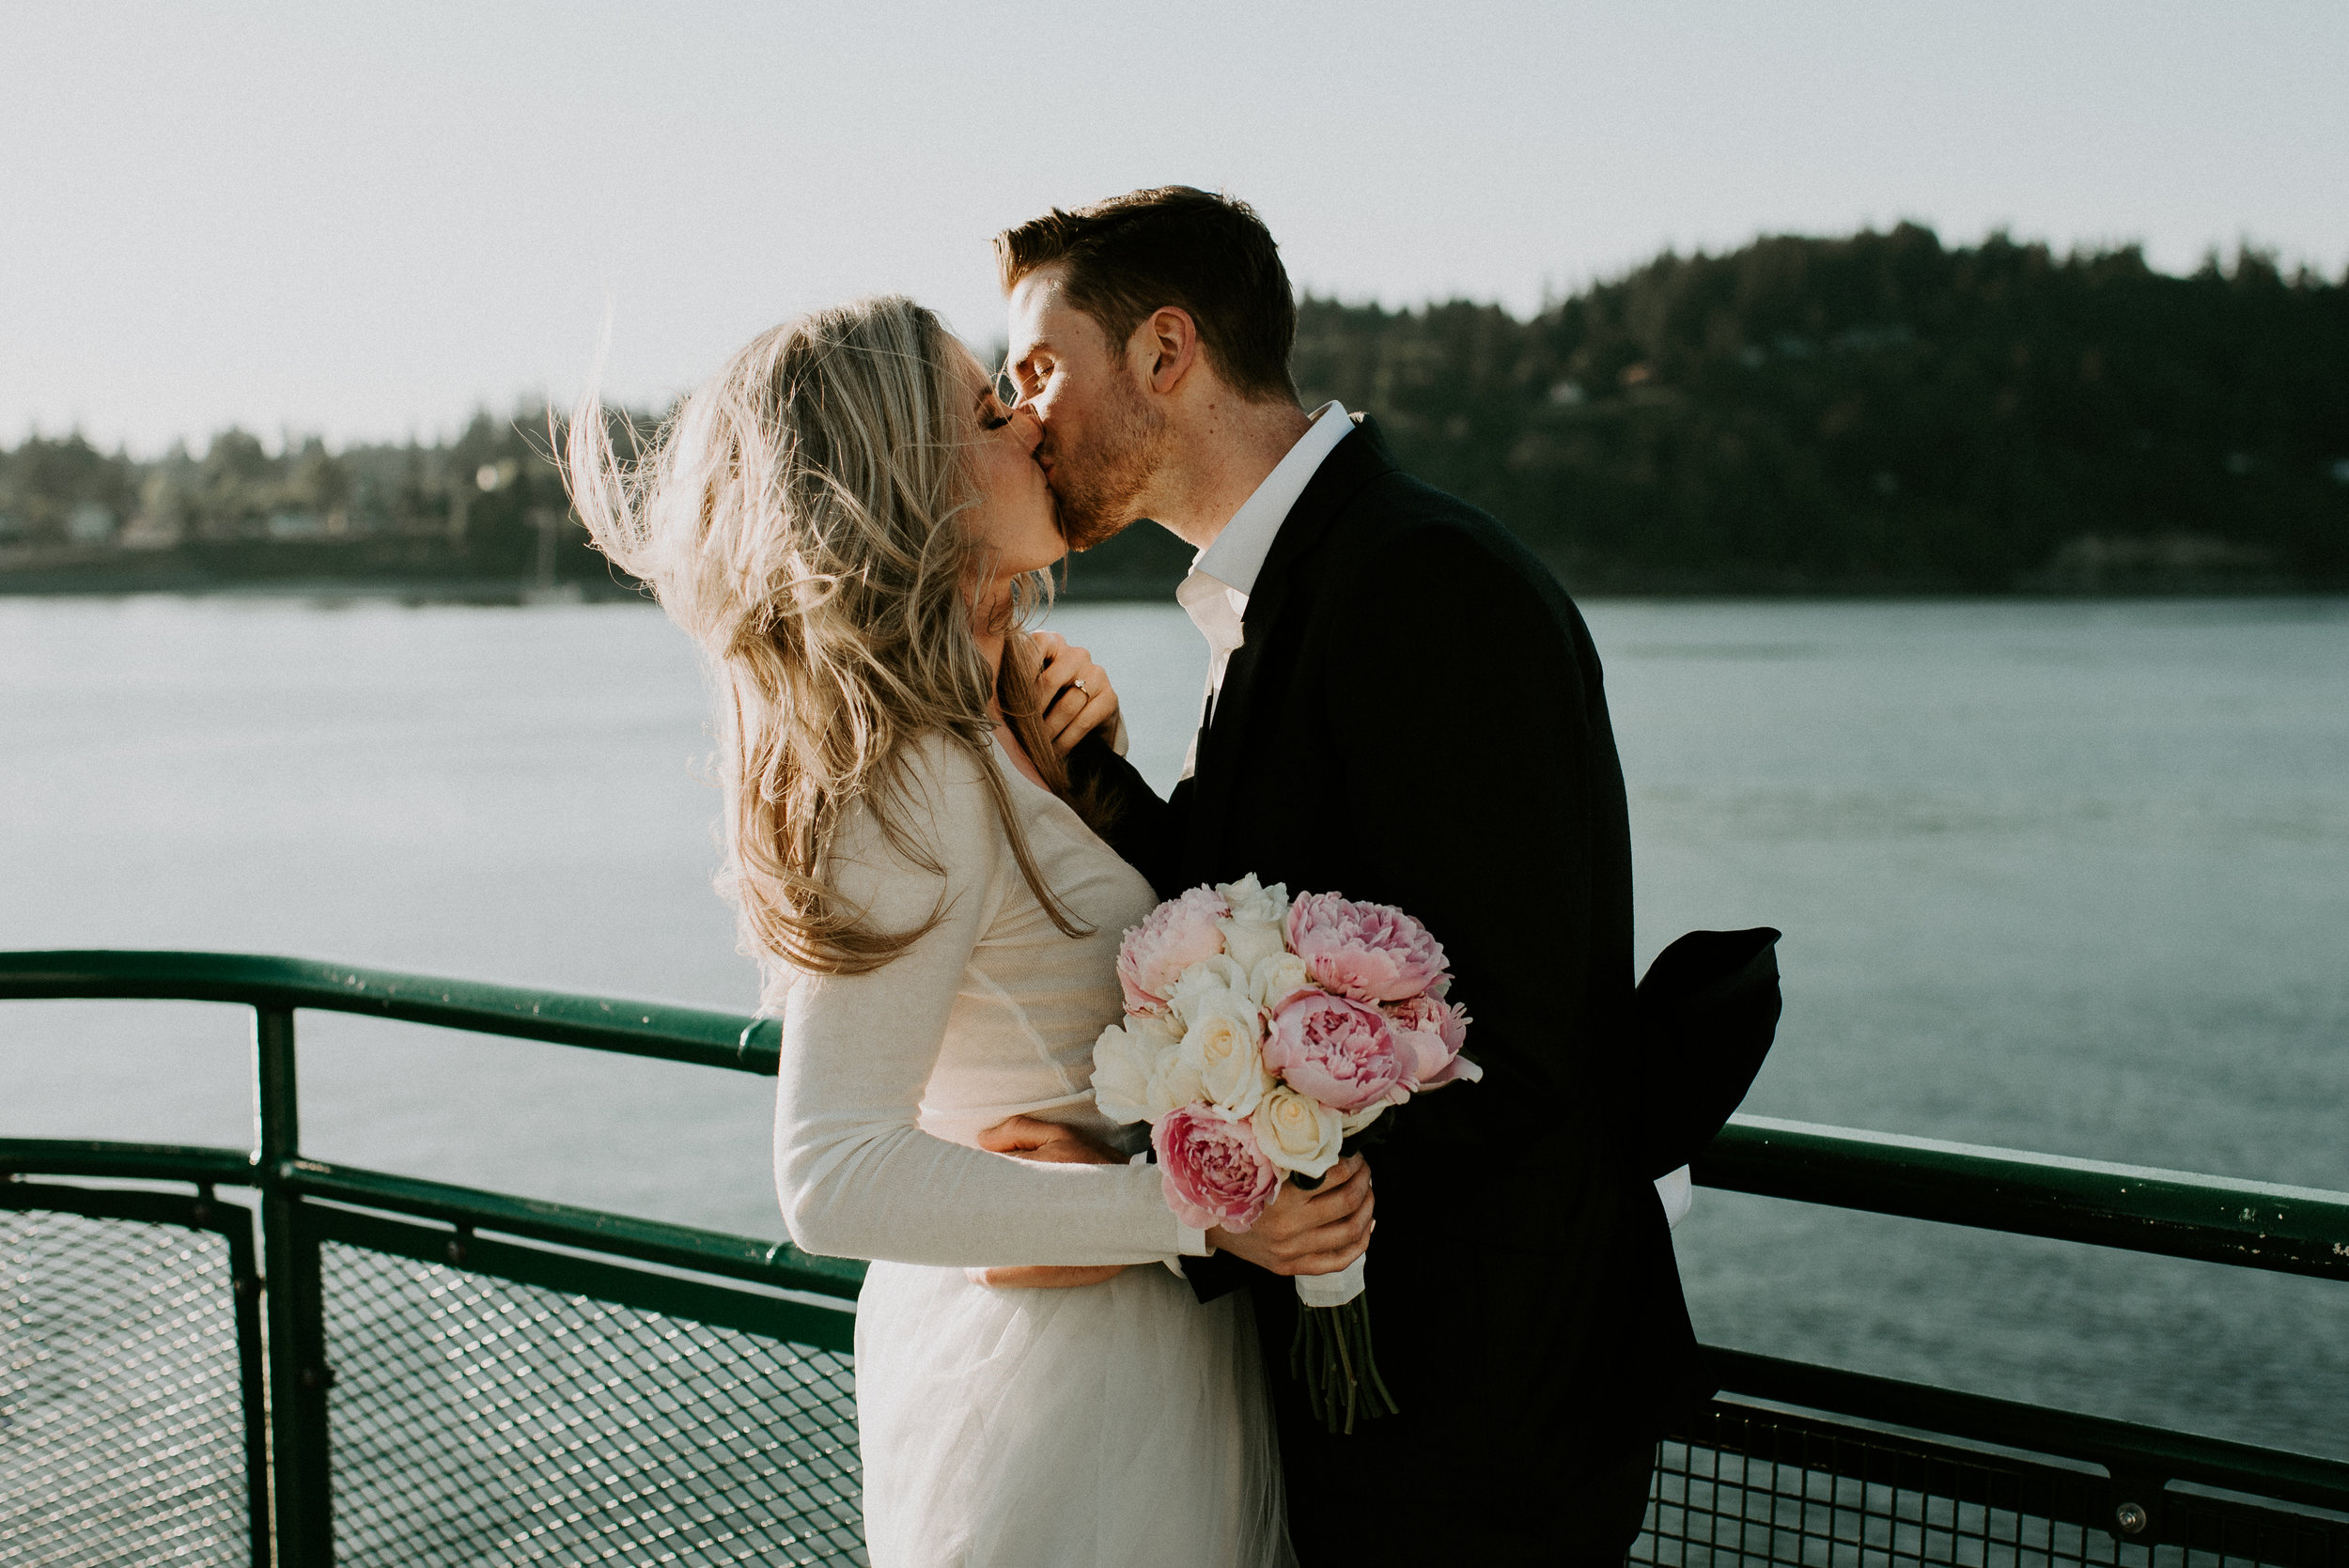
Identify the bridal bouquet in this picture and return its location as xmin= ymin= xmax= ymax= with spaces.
xmin=1092 ymin=875 xmax=1478 ymax=1434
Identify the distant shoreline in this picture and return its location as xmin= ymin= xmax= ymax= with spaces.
xmin=5 ymin=570 xmax=2340 ymax=607
xmin=3 ymin=531 xmax=2337 ymax=604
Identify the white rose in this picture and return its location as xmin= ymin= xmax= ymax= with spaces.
xmin=1125 ymin=1014 xmax=1201 ymax=1118
xmin=1182 ymin=1008 xmax=1275 ymax=1117
xmin=1252 ymin=1085 xmax=1345 ymax=1178
xmin=1166 ymin=955 xmax=1252 ymax=1028
xmin=1127 ymin=1011 xmax=1185 ymax=1053
xmin=1216 ymin=873 xmax=1291 ymax=927
xmin=1248 ymin=952 xmax=1312 ymax=1013
xmin=1150 ymin=1048 xmax=1206 ymax=1118
xmin=1091 ymin=1022 xmax=1159 ymax=1126
xmin=1097 ymin=1015 xmax=1201 ymax=1124
xmin=1218 ymin=915 xmax=1288 ymax=973
xmin=1339 ymin=1100 xmax=1386 ymax=1137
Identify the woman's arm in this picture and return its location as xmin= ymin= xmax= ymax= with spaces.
xmin=770 ymin=736 xmax=1202 ymax=1268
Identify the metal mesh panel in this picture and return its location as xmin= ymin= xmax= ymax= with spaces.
xmin=1639 ymin=1405 xmax=2349 ymax=1568
xmin=320 ymin=1241 xmax=865 ymax=1566
xmin=0 ymin=1208 xmax=251 ymax=1567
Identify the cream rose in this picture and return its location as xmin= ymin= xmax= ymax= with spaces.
xmin=1151 ymin=1048 xmax=1207 ymax=1118
xmin=1166 ymin=955 xmax=1252 ymax=1028
xmin=1092 ymin=1016 xmax=1198 ymax=1125
xmin=1217 ymin=916 xmax=1285 ymax=972
xmin=1091 ymin=1021 xmax=1159 ymax=1126
xmin=1216 ymin=876 xmax=1292 ymax=971
xmin=1216 ymin=873 xmax=1291 ymax=927
xmin=1248 ymin=952 xmax=1312 ymax=1012
xmin=1339 ymin=1100 xmax=1387 ymax=1137
xmin=1183 ymin=1006 xmax=1276 ymax=1117
xmin=1251 ymin=1085 xmax=1345 ymax=1178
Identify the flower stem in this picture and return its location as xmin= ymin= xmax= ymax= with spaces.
xmin=1331 ymin=1303 xmax=1361 ymax=1434
xmin=1290 ymin=1296 xmax=1403 ymax=1435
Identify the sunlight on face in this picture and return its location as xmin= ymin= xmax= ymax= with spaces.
xmin=954 ymin=344 xmax=1064 ymax=579
xmin=1003 ymin=266 xmax=1161 ymax=551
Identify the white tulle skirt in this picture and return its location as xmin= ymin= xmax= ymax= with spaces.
xmin=853 ymin=1259 xmax=1292 ymax=1568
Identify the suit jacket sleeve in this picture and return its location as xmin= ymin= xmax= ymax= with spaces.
xmin=1322 ymin=521 xmax=1617 ymax=1157
xmin=1065 ymin=729 xmax=1190 ymax=900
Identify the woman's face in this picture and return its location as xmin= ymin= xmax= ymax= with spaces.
xmin=955 ymin=346 xmax=1066 ymax=580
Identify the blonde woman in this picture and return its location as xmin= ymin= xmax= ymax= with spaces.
xmin=566 ymin=297 xmax=1369 ymax=1567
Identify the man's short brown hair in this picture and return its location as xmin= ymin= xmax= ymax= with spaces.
xmin=995 ymin=186 xmax=1299 ymax=404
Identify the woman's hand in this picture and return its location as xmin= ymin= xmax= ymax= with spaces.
xmin=966 ymin=1114 xmax=1130 ymax=1289
xmin=1027 ymin=630 xmax=1120 ymax=756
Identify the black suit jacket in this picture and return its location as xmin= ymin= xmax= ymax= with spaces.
xmin=1073 ymin=417 xmax=1715 ymax=1558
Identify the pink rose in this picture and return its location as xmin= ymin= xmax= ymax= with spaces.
xmin=1117 ymin=886 xmax=1231 ymax=1014
xmin=1263 ymin=991 xmax=1409 ymax=1113
xmin=1385 ymin=994 xmax=1479 ymax=1088
xmin=1284 ymin=892 xmax=1449 ymax=1003
xmin=1153 ymin=1104 xmax=1281 ymax=1233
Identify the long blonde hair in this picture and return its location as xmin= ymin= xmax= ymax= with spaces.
xmin=565 ymin=296 xmax=1088 ymax=981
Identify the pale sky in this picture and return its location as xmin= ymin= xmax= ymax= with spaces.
xmin=6 ymin=1 xmax=2343 ymax=456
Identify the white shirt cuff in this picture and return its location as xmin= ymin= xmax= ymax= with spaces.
xmin=1137 ymin=1150 xmax=1209 ymax=1269
xmin=1656 ymin=1165 xmax=1694 ymax=1230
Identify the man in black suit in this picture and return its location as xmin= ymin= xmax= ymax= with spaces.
xmin=994 ymin=187 xmax=1714 ymax=1566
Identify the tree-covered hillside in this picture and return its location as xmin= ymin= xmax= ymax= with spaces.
xmin=0 ymin=412 xmax=625 ymax=596
xmin=7 ymin=225 xmax=2344 ymax=597
xmin=1076 ymin=225 xmax=2349 ymax=594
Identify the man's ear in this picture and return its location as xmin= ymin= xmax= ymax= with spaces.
xmin=1131 ymin=306 xmax=1200 ymax=396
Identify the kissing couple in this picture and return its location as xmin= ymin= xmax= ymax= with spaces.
xmin=569 ymin=187 xmax=1766 ymax=1567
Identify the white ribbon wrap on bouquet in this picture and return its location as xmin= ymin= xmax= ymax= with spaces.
xmin=1294 ymin=1250 xmax=1367 ymax=1309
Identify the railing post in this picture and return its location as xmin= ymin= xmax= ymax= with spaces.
xmin=255 ymin=1005 xmax=334 ymax=1565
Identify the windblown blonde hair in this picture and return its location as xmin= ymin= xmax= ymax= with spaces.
xmin=564 ymin=296 xmax=1089 ymax=982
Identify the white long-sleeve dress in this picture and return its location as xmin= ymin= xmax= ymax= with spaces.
xmin=771 ymin=734 xmax=1289 ymax=1568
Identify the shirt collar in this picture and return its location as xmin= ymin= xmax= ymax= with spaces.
xmin=1190 ymin=400 xmax=1353 ymax=600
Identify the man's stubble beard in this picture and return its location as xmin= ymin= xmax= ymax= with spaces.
xmin=1050 ymin=376 xmax=1170 ymax=553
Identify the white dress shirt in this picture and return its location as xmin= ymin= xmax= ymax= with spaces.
xmin=1175 ymin=401 xmax=1355 ymax=780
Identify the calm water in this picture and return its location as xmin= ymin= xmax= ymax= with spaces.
xmin=2 ymin=593 xmax=2344 ymax=1458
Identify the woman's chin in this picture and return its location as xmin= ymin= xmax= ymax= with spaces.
xmin=1032 ymin=518 xmax=1071 ymax=570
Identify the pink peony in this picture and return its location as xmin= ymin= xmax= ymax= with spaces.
xmin=1263 ymin=991 xmax=1410 ymax=1113
xmin=1285 ymin=892 xmax=1449 ymax=1003
xmin=1117 ymin=886 xmax=1231 ymax=1015
xmin=1153 ymin=1104 xmax=1281 ymax=1233
xmin=1385 ymin=994 xmax=1479 ymax=1088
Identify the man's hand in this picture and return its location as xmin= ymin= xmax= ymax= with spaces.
xmin=1028 ymin=630 xmax=1120 ymax=755
xmin=977 ymin=1113 xmax=1122 ymax=1166
xmin=968 ymin=1114 xmax=1130 ymax=1290
xmin=1207 ymin=1156 xmax=1376 ymax=1277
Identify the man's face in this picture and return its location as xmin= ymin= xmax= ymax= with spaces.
xmin=1004 ymin=265 xmax=1166 ymax=551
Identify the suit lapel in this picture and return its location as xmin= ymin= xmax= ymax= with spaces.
xmin=1185 ymin=417 xmax=1397 ymax=872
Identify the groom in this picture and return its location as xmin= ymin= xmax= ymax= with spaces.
xmin=997 ymin=188 xmax=1714 ymax=1565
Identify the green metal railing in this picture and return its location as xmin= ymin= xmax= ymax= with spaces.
xmin=3 ymin=949 xmax=2344 ymax=1567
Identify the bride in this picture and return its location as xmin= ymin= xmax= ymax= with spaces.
xmin=564 ymin=297 xmax=1371 ymax=1567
